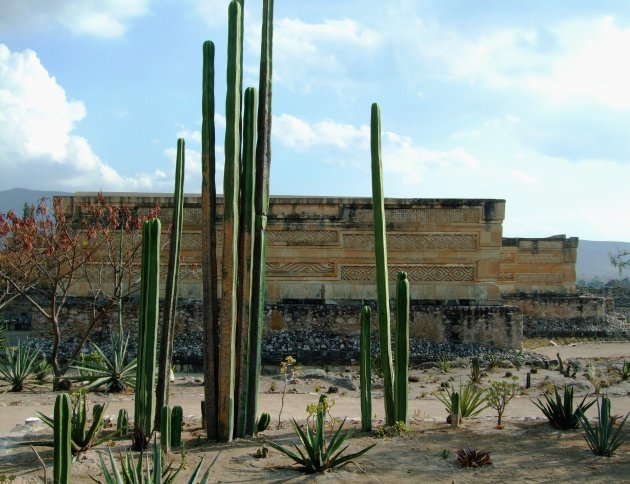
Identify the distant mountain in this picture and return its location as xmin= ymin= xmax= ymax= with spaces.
xmin=576 ymin=240 xmax=630 ymax=282
xmin=0 ymin=188 xmax=72 ymax=216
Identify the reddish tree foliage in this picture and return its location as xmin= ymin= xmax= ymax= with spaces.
xmin=0 ymin=194 xmax=159 ymax=389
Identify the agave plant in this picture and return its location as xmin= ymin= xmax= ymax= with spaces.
xmin=98 ymin=439 xmax=219 ymax=484
xmin=577 ymin=395 xmax=629 ymax=457
xmin=267 ymin=395 xmax=376 ymax=474
xmin=33 ymin=357 xmax=53 ymax=382
xmin=456 ymin=448 xmax=492 ymax=468
xmin=436 ymin=382 xmax=488 ymax=419
xmin=611 ymin=360 xmax=630 ymax=381
xmin=0 ymin=340 xmax=42 ymax=391
xmin=0 ymin=321 xmax=6 ymax=347
xmin=38 ymin=391 xmax=114 ymax=453
xmin=72 ymin=333 xmax=136 ymax=392
xmin=532 ymin=385 xmax=595 ymax=430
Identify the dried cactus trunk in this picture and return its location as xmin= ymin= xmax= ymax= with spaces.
xmin=360 ymin=306 xmax=372 ymax=432
xmin=156 ymin=138 xmax=185 ymax=426
xmin=395 ymin=271 xmax=410 ymax=425
xmin=370 ymin=102 xmax=395 ymax=425
xmin=217 ymin=0 xmax=243 ymax=442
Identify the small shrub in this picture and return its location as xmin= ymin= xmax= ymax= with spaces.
xmin=456 ymin=448 xmax=492 ymax=468
xmin=277 ymin=355 xmax=300 ymax=429
xmin=577 ymin=395 xmax=629 ymax=457
xmin=612 ymin=361 xmax=630 ymax=381
xmin=485 ymin=354 xmax=501 ymax=370
xmin=486 ymin=381 xmax=519 ymax=428
xmin=532 ymin=385 xmax=595 ymax=430
xmin=372 ymin=421 xmax=410 ymax=438
xmin=438 ymin=356 xmax=451 ymax=373
xmin=33 ymin=357 xmax=52 ymax=383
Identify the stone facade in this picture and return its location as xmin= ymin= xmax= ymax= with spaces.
xmin=12 ymin=193 xmax=617 ymax=358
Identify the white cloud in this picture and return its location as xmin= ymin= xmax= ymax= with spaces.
xmin=402 ymin=14 xmax=630 ymax=110
xmin=0 ymin=0 xmax=148 ymax=38
xmin=0 ymin=44 xmax=166 ymax=191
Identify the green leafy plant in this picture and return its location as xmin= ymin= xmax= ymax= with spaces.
xmin=33 ymin=357 xmax=52 ymax=383
xmin=0 ymin=340 xmax=42 ymax=391
xmin=611 ymin=360 xmax=630 ymax=381
xmin=436 ymin=382 xmax=488 ymax=419
xmin=468 ymin=357 xmax=482 ymax=384
xmin=437 ymin=355 xmax=451 ymax=373
xmin=532 ymin=385 xmax=595 ymax=430
xmin=97 ymin=439 xmax=219 ymax=483
xmin=38 ymin=390 xmax=113 ymax=453
xmin=577 ymin=395 xmax=629 ymax=457
xmin=486 ymin=381 xmax=519 ymax=428
xmin=485 ymin=354 xmax=501 ymax=370
xmin=75 ymin=350 xmax=107 ymax=377
xmin=512 ymin=351 xmax=523 ymax=371
xmin=267 ymin=394 xmax=376 ymax=473
xmin=456 ymin=448 xmax=492 ymax=468
xmin=72 ymin=334 xmax=136 ymax=392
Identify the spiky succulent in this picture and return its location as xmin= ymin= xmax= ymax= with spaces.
xmin=456 ymin=448 xmax=492 ymax=468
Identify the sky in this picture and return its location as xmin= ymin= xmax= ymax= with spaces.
xmin=1 ymin=1 xmax=630 ymax=241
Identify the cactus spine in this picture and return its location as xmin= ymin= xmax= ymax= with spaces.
xmin=370 ymin=102 xmax=395 ymax=426
xmin=360 ymin=305 xmax=372 ymax=432
xmin=235 ymin=86 xmax=258 ymax=439
xmin=395 ymin=272 xmax=409 ymax=425
xmin=53 ymin=393 xmax=72 ymax=484
xmin=156 ymin=138 xmax=186 ymax=424
xmin=117 ymin=408 xmax=129 ymax=435
xmin=134 ymin=218 xmax=161 ymax=447
xmin=451 ymin=391 xmax=461 ymax=428
xmin=160 ymin=405 xmax=171 ymax=453
xmin=171 ymin=405 xmax=183 ymax=448
xmin=217 ymin=0 xmax=243 ymax=443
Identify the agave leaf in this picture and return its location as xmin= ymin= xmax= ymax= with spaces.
xmin=267 ymin=439 xmax=307 ymax=466
xmin=330 ymin=442 xmax=377 ymax=469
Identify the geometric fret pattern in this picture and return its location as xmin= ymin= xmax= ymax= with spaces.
xmin=341 ymin=265 xmax=474 ymax=282
xmin=267 ymin=230 xmax=338 ymax=246
xmin=352 ymin=208 xmax=479 ymax=224
xmin=343 ymin=233 xmax=476 ymax=250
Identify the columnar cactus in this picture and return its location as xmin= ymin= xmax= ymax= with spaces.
xmin=171 ymin=405 xmax=183 ymax=448
xmin=117 ymin=408 xmax=129 ymax=435
xmin=156 ymin=138 xmax=186 ymax=424
xmin=217 ymin=0 xmax=243 ymax=442
xmin=134 ymin=218 xmax=161 ymax=448
xmin=246 ymin=0 xmax=274 ymax=438
xmin=451 ymin=391 xmax=461 ymax=428
xmin=370 ymin=102 xmax=395 ymax=426
xmin=395 ymin=272 xmax=410 ymax=425
xmin=360 ymin=306 xmax=372 ymax=432
xmin=53 ymin=393 xmax=72 ymax=484
xmin=255 ymin=412 xmax=271 ymax=434
xmin=160 ymin=404 xmax=171 ymax=453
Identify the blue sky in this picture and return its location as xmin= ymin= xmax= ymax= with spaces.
xmin=2 ymin=1 xmax=630 ymax=241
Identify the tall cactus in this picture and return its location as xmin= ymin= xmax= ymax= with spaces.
xmin=235 ymin=86 xmax=258 ymax=439
xmin=160 ymin=405 xmax=171 ymax=453
xmin=451 ymin=391 xmax=461 ymax=428
xmin=370 ymin=102 xmax=395 ymax=425
xmin=134 ymin=218 xmax=161 ymax=448
xmin=217 ymin=0 xmax=243 ymax=442
xmin=53 ymin=393 xmax=72 ymax=484
xmin=359 ymin=306 xmax=372 ymax=432
xmin=395 ymin=272 xmax=410 ymax=425
xmin=246 ymin=0 xmax=274 ymax=438
xmin=171 ymin=405 xmax=183 ymax=448
xmin=156 ymin=137 xmax=186 ymax=426
xmin=117 ymin=408 xmax=129 ymax=436
xmin=201 ymin=39 xmax=220 ymax=441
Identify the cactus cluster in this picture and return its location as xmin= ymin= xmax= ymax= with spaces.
xmin=201 ymin=0 xmax=274 ymax=442
xmin=367 ymin=103 xmax=410 ymax=426
xmin=159 ymin=404 xmax=184 ymax=452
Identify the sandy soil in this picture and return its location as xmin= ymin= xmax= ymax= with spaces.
xmin=1 ymin=342 xmax=629 ymax=482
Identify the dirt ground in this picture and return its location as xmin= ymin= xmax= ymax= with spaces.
xmin=1 ymin=342 xmax=629 ymax=482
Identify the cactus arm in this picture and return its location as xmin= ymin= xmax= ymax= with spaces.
xmin=156 ymin=138 xmax=186 ymax=424
xmin=360 ymin=306 xmax=373 ymax=432
xmin=235 ymin=86 xmax=258 ymax=439
xmin=217 ymin=0 xmax=243 ymax=442
xmin=53 ymin=393 xmax=72 ymax=484
xmin=394 ymin=271 xmax=410 ymax=425
xmin=201 ymin=39 xmax=220 ymax=441
xmin=370 ymin=102 xmax=395 ymax=425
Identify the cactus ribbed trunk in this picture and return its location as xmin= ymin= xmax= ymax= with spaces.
xmin=246 ymin=0 xmax=274 ymax=437
xmin=360 ymin=306 xmax=372 ymax=432
xmin=370 ymin=102 xmax=395 ymax=426
xmin=234 ymin=87 xmax=258 ymax=439
xmin=395 ymin=271 xmax=409 ymax=425
xmin=451 ymin=391 xmax=461 ymax=428
xmin=117 ymin=408 xmax=128 ymax=435
xmin=201 ymin=39 xmax=220 ymax=441
xmin=53 ymin=393 xmax=72 ymax=484
xmin=217 ymin=0 xmax=243 ymax=442
xmin=171 ymin=405 xmax=183 ymax=448
xmin=156 ymin=138 xmax=185 ymax=426
xmin=134 ymin=218 xmax=161 ymax=444
xmin=160 ymin=405 xmax=171 ymax=453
